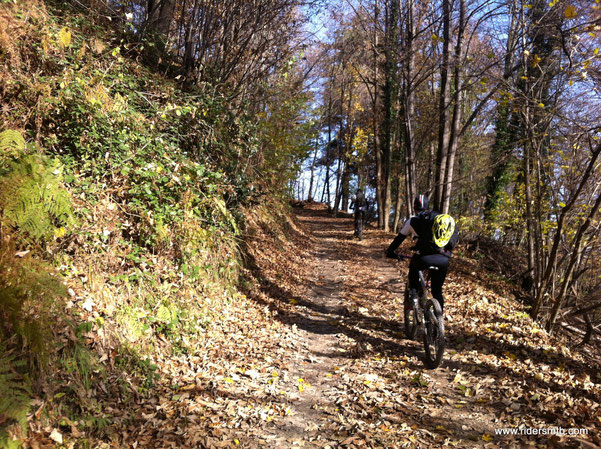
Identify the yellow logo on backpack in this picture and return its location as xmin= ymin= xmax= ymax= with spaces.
xmin=433 ymin=214 xmax=455 ymax=247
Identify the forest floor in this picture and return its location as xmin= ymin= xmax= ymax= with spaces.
xmin=27 ymin=203 xmax=601 ymax=449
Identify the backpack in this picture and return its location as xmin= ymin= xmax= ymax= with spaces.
xmin=355 ymin=191 xmax=367 ymax=212
xmin=413 ymin=211 xmax=458 ymax=256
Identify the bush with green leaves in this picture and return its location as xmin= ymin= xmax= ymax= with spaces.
xmin=42 ymin=60 xmax=248 ymax=244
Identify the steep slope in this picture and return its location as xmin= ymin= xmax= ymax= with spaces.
xmin=0 ymin=1 xmax=287 ymax=446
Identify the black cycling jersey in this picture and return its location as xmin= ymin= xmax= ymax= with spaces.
xmin=386 ymin=210 xmax=459 ymax=258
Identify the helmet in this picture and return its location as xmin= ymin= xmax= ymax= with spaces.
xmin=413 ymin=194 xmax=429 ymax=212
xmin=433 ymin=214 xmax=455 ymax=247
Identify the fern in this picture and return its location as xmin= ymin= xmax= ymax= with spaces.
xmin=0 ymin=244 xmax=67 ymax=360
xmin=0 ymin=342 xmax=31 ymax=449
xmin=0 ymin=130 xmax=73 ymax=244
xmin=0 ymin=130 xmax=26 ymax=164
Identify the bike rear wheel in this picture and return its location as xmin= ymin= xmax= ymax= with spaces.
xmin=404 ymin=288 xmax=418 ymax=340
xmin=423 ymin=298 xmax=445 ymax=368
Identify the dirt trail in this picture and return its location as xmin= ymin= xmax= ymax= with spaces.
xmin=262 ymin=206 xmax=410 ymax=447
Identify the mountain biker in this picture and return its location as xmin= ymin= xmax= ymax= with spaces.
xmin=351 ymin=188 xmax=368 ymax=240
xmin=385 ymin=195 xmax=458 ymax=311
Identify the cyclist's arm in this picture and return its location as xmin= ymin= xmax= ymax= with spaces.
xmin=386 ymin=234 xmax=406 ymax=258
xmin=385 ymin=219 xmax=416 ymax=258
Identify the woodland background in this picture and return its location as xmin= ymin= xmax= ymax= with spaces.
xmin=1 ymin=0 xmax=601 ymax=446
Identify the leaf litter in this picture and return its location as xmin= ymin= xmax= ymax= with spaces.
xmin=24 ymin=203 xmax=601 ymax=448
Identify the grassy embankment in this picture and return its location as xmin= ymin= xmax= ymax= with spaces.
xmin=0 ymin=2 xmax=305 ymax=446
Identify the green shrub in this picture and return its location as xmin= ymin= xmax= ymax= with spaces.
xmin=0 ymin=130 xmax=73 ymax=245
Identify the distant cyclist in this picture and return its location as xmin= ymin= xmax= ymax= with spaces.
xmin=351 ymin=188 xmax=368 ymax=240
xmin=385 ymin=195 xmax=458 ymax=311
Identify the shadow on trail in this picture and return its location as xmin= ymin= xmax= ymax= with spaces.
xmin=242 ymin=244 xmax=427 ymax=369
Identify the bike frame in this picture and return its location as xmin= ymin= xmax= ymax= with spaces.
xmin=411 ymin=260 xmax=437 ymax=301
xmin=400 ymin=253 xmax=446 ymax=369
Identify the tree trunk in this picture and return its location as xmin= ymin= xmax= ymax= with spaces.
xmin=183 ymin=0 xmax=200 ymax=77
xmin=434 ymin=0 xmax=452 ymax=211
xmin=484 ymin=0 xmax=519 ymax=217
xmin=342 ymin=164 xmax=351 ymax=211
xmin=392 ymin=178 xmax=404 ymax=232
xmin=371 ymin=0 xmax=385 ymax=228
xmin=524 ymin=129 xmax=536 ymax=306
xmin=579 ymin=313 xmax=594 ymax=347
xmin=441 ymin=0 xmax=466 ymax=214
xmin=147 ymin=0 xmax=175 ymax=45
xmin=334 ymin=154 xmax=342 ymax=213
xmin=427 ymin=141 xmax=435 ymax=196
xmin=402 ymin=0 xmax=417 ymax=217
xmin=307 ymin=144 xmax=319 ymax=201
xmin=321 ymin=164 xmax=329 ymax=203
xmin=381 ymin=0 xmax=400 ymax=231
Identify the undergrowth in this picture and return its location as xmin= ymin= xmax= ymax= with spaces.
xmin=0 ymin=0 xmax=312 ymax=446
xmin=0 ymin=342 xmax=31 ymax=449
xmin=0 ymin=2 xmax=249 ymax=446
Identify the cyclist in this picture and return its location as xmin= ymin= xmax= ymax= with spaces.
xmin=385 ymin=195 xmax=458 ymax=311
xmin=351 ymin=188 xmax=368 ymax=240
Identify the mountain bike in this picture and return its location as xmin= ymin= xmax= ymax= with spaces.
xmin=398 ymin=255 xmax=446 ymax=369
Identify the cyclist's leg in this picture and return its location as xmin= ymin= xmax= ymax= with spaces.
xmin=408 ymin=254 xmax=423 ymax=297
xmin=420 ymin=254 xmax=449 ymax=310
xmin=430 ymin=265 xmax=448 ymax=310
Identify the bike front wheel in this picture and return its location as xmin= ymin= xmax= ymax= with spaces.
xmin=404 ymin=289 xmax=418 ymax=340
xmin=423 ymin=298 xmax=445 ymax=368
